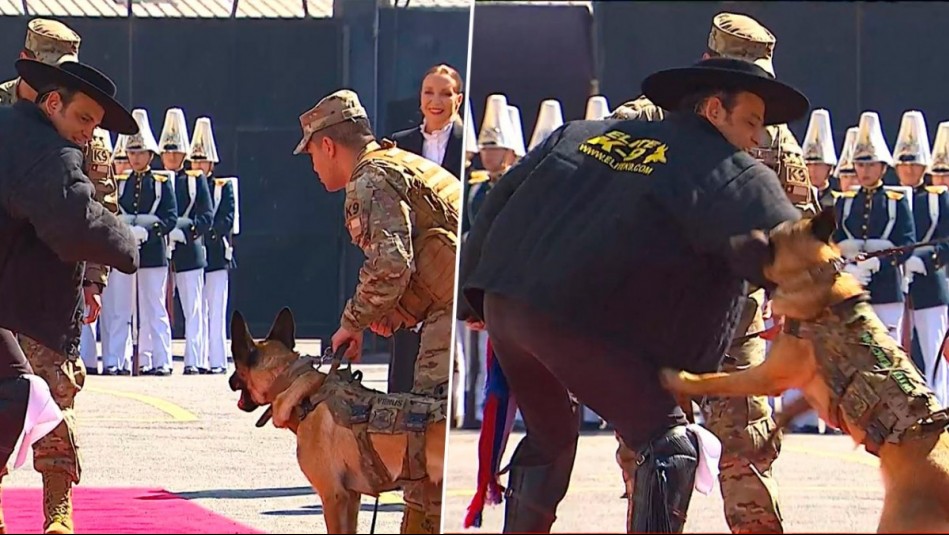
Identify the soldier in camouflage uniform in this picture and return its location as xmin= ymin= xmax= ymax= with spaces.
xmin=293 ymin=90 xmax=459 ymax=534
xmin=0 ymin=18 xmax=122 ymax=535
xmin=607 ymin=13 xmax=821 ymax=534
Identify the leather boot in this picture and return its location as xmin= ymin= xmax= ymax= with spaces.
xmin=619 ymin=426 xmax=699 ymax=534
xmin=400 ymin=504 xmax=439 ymax=534
xmin=42 ymin=472 xmax=73 ymax=534
xmin=501 ymin=438 xmax=578 ymax=533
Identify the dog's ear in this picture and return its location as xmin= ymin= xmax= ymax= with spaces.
xmin=265 ymin=307 xmax=296 ymax=350
xmin=811 ymin=206 xmax=837 ymax=244
xmin=231 ymin=310 xmax=256 ymax=367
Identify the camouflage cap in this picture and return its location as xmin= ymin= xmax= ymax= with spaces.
xmin=292 ymin=89 xmax=368 ymax=155
xmin=25 ymin=18 xmax=80 ymax=66
xmin=708 ymin=13 xmax=775 ymax=76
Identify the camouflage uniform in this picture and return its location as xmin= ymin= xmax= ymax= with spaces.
xmin=293 ymin=90 xmax=459 ymax=534
xmin=606 ymin=13 xmax=824 ymax=534
xmin=0 ymin=18 xmax=97 ymax=535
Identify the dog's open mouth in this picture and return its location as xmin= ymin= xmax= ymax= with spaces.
xmin=230 ymin=372 xmax=261 ymax=413
xmin=237 ymin=391 xmax=260 ymax=412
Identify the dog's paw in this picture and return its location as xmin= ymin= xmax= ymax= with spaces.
xmin=659 ymin=368 xmax=692 ymax=393
xmin=271 ymin=393 xmax=293 ymax=428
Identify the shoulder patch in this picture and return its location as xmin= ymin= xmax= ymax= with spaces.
xmin=885 ymin=189 xmax=905 ymax=201
xmin=153 ymin=174 xmax=168 ymax=183
xmin=185 ymin=170 xmax=204 ymax=178
xmin=840 ymin=190 xmax=858 ymax=198
xmin=115 ymin=172 xmax=130 ymax=181
xmin=578 ymin=130 xmax=669 ymax=174
xmin=214 ymin=178 xmax=230 ymax=187
xmin=469 ymin=170 xmax=489 ymax=185
xmin=926 ymin=185 xmax=948 ymax=195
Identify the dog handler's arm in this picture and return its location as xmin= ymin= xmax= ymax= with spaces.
xmin=2 ymin=147 xmax=139 ymax=274
xmin=339 ymin=167 xmax=413 ymax=333
xmin=457 ymin=124 xmax=567 ymax=322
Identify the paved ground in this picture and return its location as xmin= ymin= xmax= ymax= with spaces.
xmin=442 ymin=429 xmax=885 ymax=533
xmin=4 ymin=340 xmax=409 ymax=534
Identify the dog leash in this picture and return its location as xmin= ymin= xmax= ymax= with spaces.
xmin=370 ymin=496 xmax=379 ymax=534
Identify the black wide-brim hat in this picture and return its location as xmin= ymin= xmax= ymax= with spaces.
xmin=641 ymin=57 xmax=810 ymax=125
xmin=15 ymin=58 xmax=138 ymax=135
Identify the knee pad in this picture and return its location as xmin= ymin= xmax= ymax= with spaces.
xmin=628 ymin=426 xmax=699 ymax=534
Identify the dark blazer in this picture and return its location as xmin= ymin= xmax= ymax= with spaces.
xmin=390 ymin=118 xmax=464 ymax=179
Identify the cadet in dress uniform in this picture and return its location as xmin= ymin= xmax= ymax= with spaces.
xmin=191 ymin=117 xmax=237 ymax=375
xmin=100 ymin=133 xmax=134 ymax=375
xmin=528 ymin=99 xmax=564 ymax=153
xmin=110 ymin=109 xmax=178 ymax=375
xmin=802 ymin=109 xmax=840 ymax=211
xmin=834 ymin=112 xmax=916 ymax=341
xmin=158 ymin=109 xmax=213 ymax=375
xmin=585 ymin=95 xmax=610 ymax=121
xmin=467 ymin=95 xmax=520 ymax=229
xmin=834 ymin=126 xmax=860 ymax=195
xmin=506 ymin=105 xmax=527 ymax=165
xmin=932 ymin=124 xmax=949 ymax=190
xmin=896 ymin=112 xmax=949 ymax=406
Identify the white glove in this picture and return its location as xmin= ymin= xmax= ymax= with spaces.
xmin=843 ymin=263 xmax=872 ymax=286
xmin=170 ymin=228 xmax=187 ymax=244
xmin=836 ymin=239 xmax=865 ymax=260
xmin=904 ymin=255 xmax=927 ymax=290
xmin=131 ymin=225 xmax=148 ymax=244
xmin=906 ymin=255 xmax=927 ymax=277
xmin=856 ymin=256 xmax=880 ymax=274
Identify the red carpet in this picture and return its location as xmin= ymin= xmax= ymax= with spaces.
xmin=1 ymin=487 xmax=264 ymax=534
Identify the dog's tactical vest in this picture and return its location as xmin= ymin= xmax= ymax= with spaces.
xmin=785 ymin=296 xmax=948 ymax=455
xmin=287 ymin=359 xmax=447 ymax=494
xmin=353 ymin=143 xmax=460 ymax=329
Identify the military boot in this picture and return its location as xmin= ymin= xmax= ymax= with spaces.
xmin=399 ymin=505 xmax=439 ymax=534
xmin=501 ymin=438 xmax=577 ymax=533
xmin=42 ymin=472 xmax=73 ymax=534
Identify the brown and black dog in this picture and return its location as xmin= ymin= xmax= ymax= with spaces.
xmin=661 ymin=207 xmax=949 ymax=532
xmin=228 ymin=308 xmax=446 ymax=534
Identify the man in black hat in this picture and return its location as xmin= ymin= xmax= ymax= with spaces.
xmin=457 ymin=57 xmax=808 ymax=534
xmin=0 ymin=58 xmax=139 ymax=534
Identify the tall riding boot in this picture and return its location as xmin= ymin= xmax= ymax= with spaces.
xmin=502 ymin=438 xmax=578 ymax=533
xmin=618 ymin=427 xmax=699 ymax=534
xmin=42 ymin=472 xmax=73 ymax=534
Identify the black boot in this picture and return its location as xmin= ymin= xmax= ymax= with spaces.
xmin=620 ymin=426 xmax=699 ymax=534
xmin=501 ymin=437 xmax=578 ymax=533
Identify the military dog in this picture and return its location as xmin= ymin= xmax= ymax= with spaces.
xmin=228 ymin=308 xmax=446 ymax=534
xmin=660 ymin=207 xmax=949 ymax=532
